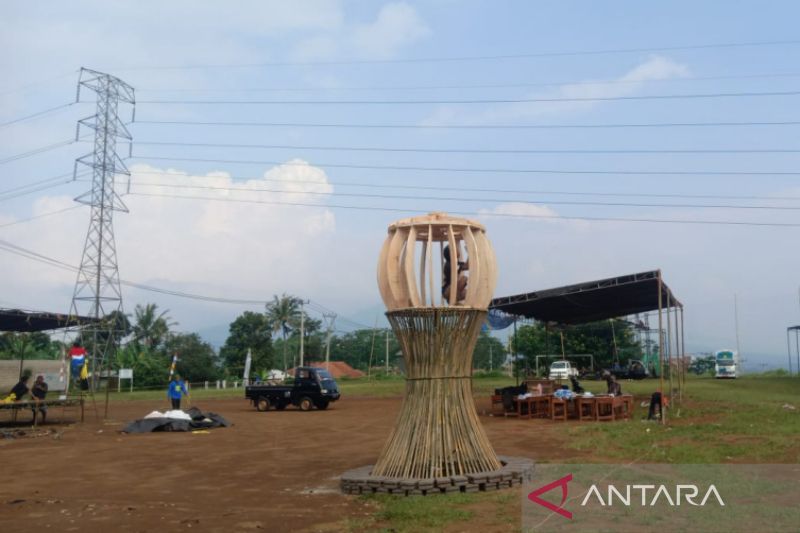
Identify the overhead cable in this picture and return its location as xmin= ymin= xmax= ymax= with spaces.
xmin=127 ymin=180 xmax=800 ymax=211
xmin=134 ymin=155 xmax=800 ymax=177
xmin=126 ymin=191 xmax=800 ymax=228
xmin=109 ymin=38 xmax=800 ymax=69
xmin=125 ymin=169 xmax=800 ymax=202
xmin=130 ymin=139 xmax=800 ymax=155
xmin=137 ymin=89 xmax=800 ymax=105
xmin=133 ymin=118 xmax=800 ymax=130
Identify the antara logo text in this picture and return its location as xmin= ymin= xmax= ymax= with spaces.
xmin=528 ymin=474 xmax=725 ymax=520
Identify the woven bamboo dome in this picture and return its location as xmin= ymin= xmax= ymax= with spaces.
xmin=371 ymin=212 xmax=502 ymax=480
xmin=377 ymin=212 xmax=497 ymax=310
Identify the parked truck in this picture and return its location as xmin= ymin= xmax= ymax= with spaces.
xmin=245 ymin=367 xmax=341 ymax=411
xmin=714 ymin=350 xmax=738 ymax=379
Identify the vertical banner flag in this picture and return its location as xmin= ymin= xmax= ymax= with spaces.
xmin=59 ymin=346 xmax=67 ymax=384
xmin=169 ymin=354 xmax=178 ymax=378
xmin=243 ymin=348 xmax=252 ymax=385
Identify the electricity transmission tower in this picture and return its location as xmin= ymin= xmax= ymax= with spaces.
xmin=69 ymin=68 xmax=135 ymax=387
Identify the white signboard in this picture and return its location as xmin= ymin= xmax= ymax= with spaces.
xmin=118 ymin=368 xmax=134 ymax=392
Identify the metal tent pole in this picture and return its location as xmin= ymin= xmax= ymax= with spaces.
xmin=666 ymin=292 xmax=674 ymax=410
xmin=657 ymin=271 xmax=665 ymax=424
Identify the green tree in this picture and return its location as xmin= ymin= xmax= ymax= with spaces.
xmin=511 ymin=319 xmax=640 ymax=376
xmin=265 ymin=294 xmax=302 ymax=371
xmin=131 ymin=303 xmax=176 ymax=349
xmin=165 ymin=333 xmax=221 ymax=382
xmin=114 ymin=344 xmax=170 ymax=387
xmin=473 ymin=331 xmax=506 ymax=370
xmin=220 ymin=311 xmax=274 ymax=377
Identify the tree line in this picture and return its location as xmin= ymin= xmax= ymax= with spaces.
xmin=0 ymin=294 xmax=507 ymax=387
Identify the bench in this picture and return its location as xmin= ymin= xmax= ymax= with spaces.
xmin=0 ymin=397 xmax=85 ymax=425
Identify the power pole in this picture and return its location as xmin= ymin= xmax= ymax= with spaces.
xmin=299 ymin=300 xmax=306 ymax=368
xmin=323 ymin=312 xmax=336 ymax=370
xmin=385 ymin=329 xmax=389 ymax=373
xmin=69 ymin=68 xmax=134 ymax=390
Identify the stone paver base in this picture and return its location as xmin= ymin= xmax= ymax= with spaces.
xmin=340 ymin=456 xmax=534 ymax=496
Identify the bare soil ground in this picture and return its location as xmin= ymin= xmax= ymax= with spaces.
xmin=0 ymin=395 xmax=603 ymax=532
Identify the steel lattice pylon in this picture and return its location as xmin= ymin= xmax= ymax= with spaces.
xmin=69 ymin=68 xmax=135 ymax=386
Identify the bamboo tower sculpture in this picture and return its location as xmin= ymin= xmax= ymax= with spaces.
xmin=373 ymin=212 xmax=501 ymax=479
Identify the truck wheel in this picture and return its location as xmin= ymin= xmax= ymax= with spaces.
xmin=255 ymin=397 xmax=270 ymax=412
xmin=298 ymin=396 xmax=314 ymax=411
xmin=315 ymin=400 xmax=330 ymax=410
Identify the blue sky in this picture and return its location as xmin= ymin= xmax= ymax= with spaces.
xmin=2 ymin=1 xmax=800 ymax=369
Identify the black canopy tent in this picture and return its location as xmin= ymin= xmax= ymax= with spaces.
xmin=0 ymin=308 xmax=97 ymax=333
xmin=0 ymin=308 xmax=98 ymax=381
xmin=490 ymin=270 xmax=686 ymax=421
xmin=490 ymin=270 xmax=680 ymax=325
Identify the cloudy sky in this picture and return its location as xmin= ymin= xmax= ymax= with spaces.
xmin=2 ymin=1 xmax=800 ymax=368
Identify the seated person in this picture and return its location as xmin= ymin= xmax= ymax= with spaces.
xmin=30 ymin=375 xmax=48 ymax=424
xmin=441 ymin=245 xmax=469 ymax=303
xmin=603 ymin=372 xmax=622 ymax=396
xmin=2 ymin=375 xmax=30 ymax=403
xmin=569 ymin=376 xmax=585 ymax=394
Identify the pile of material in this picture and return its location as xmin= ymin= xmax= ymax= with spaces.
xmin=122 ymin=407 xmax=230 ymax=433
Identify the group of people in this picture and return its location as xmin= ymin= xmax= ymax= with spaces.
xmin=2 ymin=374 xmax=50 ymax=424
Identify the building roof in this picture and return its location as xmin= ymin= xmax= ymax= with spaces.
xmin=490 ymin=270 xmax=681 ymax=325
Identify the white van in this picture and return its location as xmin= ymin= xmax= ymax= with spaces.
xmin=549 ymin=360 xmax=578 ymax=380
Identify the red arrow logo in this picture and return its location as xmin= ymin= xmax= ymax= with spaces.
xmin=527 ymin=473 xmax=573 ymax=519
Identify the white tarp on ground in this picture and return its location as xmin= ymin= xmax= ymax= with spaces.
xmin=143 ymin=410 xmax=192 ymax=420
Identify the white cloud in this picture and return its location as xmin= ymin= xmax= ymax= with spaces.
xmin=423 ymin=55 xmax=690 ymax=125
xmin=351 ymin=2 xmax=431 ymax=59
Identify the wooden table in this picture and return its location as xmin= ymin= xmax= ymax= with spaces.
xmin=0 ymin=397 xmax=85 ymax=425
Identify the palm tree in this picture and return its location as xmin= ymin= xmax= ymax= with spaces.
xmin=131 ymin=303 xmax=177 ymax=348
xmin=265 ymin=294 xmax=301 ymax=372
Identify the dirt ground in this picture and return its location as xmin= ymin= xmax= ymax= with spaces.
xmin=0 ymin=395 xmax=599 ymax=532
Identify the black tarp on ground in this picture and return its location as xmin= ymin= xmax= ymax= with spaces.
xmin=490 ymin=270 xmax=682 ymax=325
xmin=122 ymin=407 xmax=230 ymax=433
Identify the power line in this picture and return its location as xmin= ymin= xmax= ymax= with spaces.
xmin=133 ymin=118 xmax=800 ymax=131
xmin=0 ymin=171 xmax=78 ymax=198
xmin=136 ymin=89 xmax=800 ymax=105
xmin=0 ymin=102 xmax=78 ymax=129
xmin=0 ymin=70 xmax=79 ymax=97
xmin=126 ymin=168 xmax=800 ymax=202
xmin=0 ymin=139 xmax=76 ymax=165
xmin=134 ymin=155 xmax=800 ymax=177
xmin=135 ymin=71 xmax=800 ymax=93
xmin=0 ymin=205 xmax=83 ymax=229
xmin=130 ymin=139 xmax=800 ymax=155
xmin=126 ymin=191 xmax=800 ymax=228
xmin=109 ymin=38 xmax=800 ymax=70
xmin=0 ymin=238 xmax=374 ymax=329
xmin=127 ymin=179 xmax=800 ymax=211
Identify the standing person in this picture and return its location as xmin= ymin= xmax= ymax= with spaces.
xmin=69 ymin=341 xmax=87 ymax=380
xmin=167 ymin=374 xmax=188 ymax=410
xmin=31 ymin=375 xmax=48 ymax=424
xmin=441 ymin=244 xmax=469 ymax=303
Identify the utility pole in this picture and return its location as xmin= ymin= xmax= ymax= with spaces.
xmin=734 ymin=293 xmax=742 ymax=360
xmin=299 ymin=300 xmax=306 ymax=368
xmin=69 ymin=68 xmax=134 ymax=390
xmin=385 ymin=329 xmax=390 ymax=373
xmin=323 ymin=312 xmax=336 ymax=371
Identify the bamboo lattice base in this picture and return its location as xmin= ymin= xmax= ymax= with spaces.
xmin=371 ymin=308 xmax=501 ymax=479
